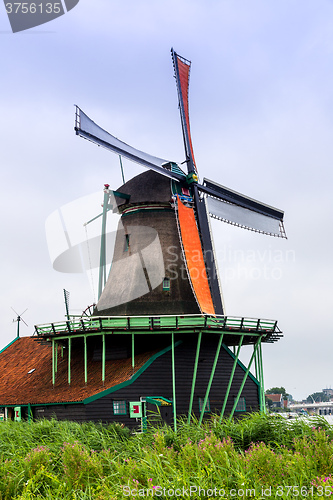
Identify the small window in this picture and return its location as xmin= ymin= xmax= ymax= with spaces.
xmin=199 ymin=397 xmax=210 ymax=413
xmin=234 ymin=397 xmax=246 ymax=412
xmin=162 ymin=277 xmax=170 ymax=291
xmin=113 ymin=400 xmax=127 ymax=415
xmin=124 ymin=234 xmax=130 ymax=252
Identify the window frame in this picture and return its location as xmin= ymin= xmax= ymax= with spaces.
xmin=113 ymin=400 xmax=127 ymax=415
xmin=198 ymin=397 xmax=210 ymax=413
xmin=234 ymin=397 xmax=246 ymax=412
xmin=162 ymin=277 xmax=170 ymax=291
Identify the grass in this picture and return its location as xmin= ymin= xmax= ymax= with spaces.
xmin=0 ymin=413 xmax=332 ymax=498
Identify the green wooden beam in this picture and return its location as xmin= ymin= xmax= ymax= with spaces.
xmin=102 ymin=334 xmax=105 ymax=384
xmin=142 ymin=400 xmax=147 ymax=433
xmin=171 ymin=333 xmax=177 ymax=433
xmin=229 ymin=337 xmax=261 ymax=421
xmin=52 ymin=338 xmax=55 ymax=386
xmin=84 ymin=341 xmax=183 ymax=404
xmin=254 ymin=345 xmax=262 ymax=412
xmin=113 ymin=189 xmax=130 ymax=200
xmin=84 ymin=335 xmax=88 ymax=385
xmin=132 ymin=333 xmax=135 ymax=372
xmin=258 ymin=342 xmax=266 ymax=413
xmin=198 ymin=334 xmax=224 ymax=426
xmin=254 ymin=345 xmax=259 ymax=380
xmin=68 ymin=337 xmax=71 ymax=385
xmin=219 ymin=334 xmax=244 ymax=422
xmin=187 ymin=331 xmax=202 ymax=423
xmin=34 ymin=314 xmax=280 ymax=338
xmin=55 ymin=342 xmax=58 ymax=374
xmin=27 ymin=403 xmax=32 ymax=424
xmin=0 ymin=337 xmax=19 ymax=355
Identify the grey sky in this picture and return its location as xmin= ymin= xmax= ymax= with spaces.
xmin=1 ymin=0 xmax=333 ymax=400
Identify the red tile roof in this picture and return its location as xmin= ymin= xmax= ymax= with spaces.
xmin=0 ymin=337 xmax=155 ymax=405
xmin=266 ymin=393 xmax=283 ymax=403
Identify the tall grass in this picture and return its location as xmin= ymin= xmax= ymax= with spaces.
xmin=0 ymin=413 xmax=332 ymax=499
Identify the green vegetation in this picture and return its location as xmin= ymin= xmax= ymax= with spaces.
xmin=0 ymin=413 xmax=332 ymax=498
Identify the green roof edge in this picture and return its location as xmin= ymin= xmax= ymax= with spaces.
xmin=222 ymin=343 xmax=260 ymax=387
xmin=0 ymin=337 xmax=20 ymax=355
xmin=83 ymin=340 xmax=183 ymax=404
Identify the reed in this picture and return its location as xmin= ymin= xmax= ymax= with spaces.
xmin=0 ymin=413 xmax=331 ymax=499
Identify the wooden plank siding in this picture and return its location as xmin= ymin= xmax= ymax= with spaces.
xmin=31 ymin=334 xmax=259 ymax=427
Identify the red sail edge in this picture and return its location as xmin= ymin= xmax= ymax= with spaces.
xmin=174 ymin=54 xmax=197 ymax=173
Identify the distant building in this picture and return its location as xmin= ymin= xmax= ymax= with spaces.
xmin=290 ymin=402 xmax=333 ymax=415
xmin=266 ymin=393 xmax=287 ymax=408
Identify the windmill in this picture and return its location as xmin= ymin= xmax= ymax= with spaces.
xmin=74 ymin=48 xmax=285 ymax=318
xmin=28 ymin=49 xmax=285 ymax=430
xmin=11 ymin=307 xmax=28 ymax=338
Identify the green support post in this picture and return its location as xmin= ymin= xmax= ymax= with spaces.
xmin=258 ymin=342 xmax=266 ymax=413
xmin=102 ymin=334 xmax=105 ymax=384
xmin=28 ymin=403 xmax=32 ymax=424
xmin=255 ymin=346 xmax=262 ymax=412
xmin=84 ymin=335 xmax=88 ymax=384
xmin=198 ymin=334 xmax=224 ymax=426
xmin=55 ymin=342 xmax=58 ymax=374
xmin=187 ymin=331 xmax=202 ymax=423
xmin=229 ymin=336 xmax=261 ymax=421
xmin=171 ymin=333 xmax=177 ymax=433
xmin=132 ymin=333 xmax=135 ymax=372
xmin=142 ymin=400 xmax=147 ymax=433
xmin=52 ymin=339 xmax=55 ymax=386
xmin=219 ymin=334 xmax=244 ymax=422
xmin=68 ymin=337 xmax=71 ymax=385
xmin=256 ymin=344 xmax=263 ymax=412
xmin=254 ymin=346 xmax=259 ymax=380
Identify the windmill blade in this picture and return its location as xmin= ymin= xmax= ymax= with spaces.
xmin=74 ymin=107 xmax=186 ymax=182
xmin=11 ymin=306 xmax=19 ymax=317
xmin=171 ymin=49 xmax=197 ymax=175
xmin=20 ymin=317 xmax=29 ymax=327
xmin=11 ymin=307 xmax=28 ymax=318
xmin=198 ymin=178 xmax=286 ymax=238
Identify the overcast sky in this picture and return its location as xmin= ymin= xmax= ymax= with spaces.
xmin=1 ymin=0 xmax=333 ymax=401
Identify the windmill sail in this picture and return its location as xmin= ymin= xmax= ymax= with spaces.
xmin=75 ymin=107 xmax=185 ymax=182
xmin=176 ymin=196 xmax=215 ymax=315
xmin=171 ymin=49 xmax=197 ymax=174
xmin=200 ymin=178 xmax=286 ymax=238
xmin=172 ymin=49 xmax=224 ymax=314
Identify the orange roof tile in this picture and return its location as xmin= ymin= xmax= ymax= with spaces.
xmin=0 ymin=337 xmax=155 ymax=405
xmin=266 ymin=393 xmax=283 ymax=403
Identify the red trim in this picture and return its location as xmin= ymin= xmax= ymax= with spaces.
xmin=176 ymin=56 xmax=197 ymax=172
